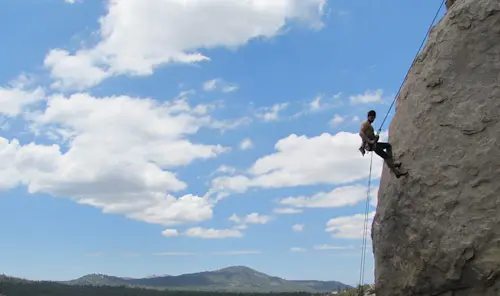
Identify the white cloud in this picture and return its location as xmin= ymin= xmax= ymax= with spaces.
xmin=278 ymin=185 xmax=372 ymax=209
xmin=246 ymin=213 xmax=272 ymax=224
xmin=162 ymin=226 xmax=246 ymax=239
xmin=44 ymin=0 xmax=326 ymax=90
xmin=212 ymin=165 xmax=237 ymax=176
xmin=325 ymin=211 xmax=376 ymax=239
xmin=210 ymin=116 xmax=253 ymax=132
xmin=229 ymin=212 xmax=272 ymax=228
xmin=313 ymin=244 xmax=353 ymax=250
xmin=209 ymin=132 xmax=383 ymax=198
xmin=226 ymin=212 xmax=271 ymax=234
xmin=290 ymin=247 xmax=307 ymax=252
xmin=256 ymin=103 xmax=288 ymax=122
xmin=349 ymin=89 xmax=384 ymax=104
xmin=0 ymin=92 xmax=241 ymax=234
xmin=44 ymin=49 xmax=110 ymax=91
xmin=202 ymin=79 xmax=219 ymax=91
xmin=0 ymin=138 xmax=23 ymax=190
xmin=273 ymin=208 xmax=303 ymax=214
xmin=0 ymin=75 xmax=45 ymax=117
xmin=233 ymin=224 xmax=248 ymax=230
xmin=63 ymin=0 xmax=84 ymax=4
xmin=183 ymin=227 xmax=243 ymax=239
xmin=162 ymin=229 xmax=179 ymax=237
xmin=352 ymin=115 xmax=360 ymax=122
xmin=292 ymin=224 xmax=304 ymax=232
xmin=228 ymin=214 xmax=240 ymax=223
xmin=222 ymin=85 xmax=239 ymax=93
xmin=328 ymin=114 xmax=344 ymax=127
xmin=293 ymin=92 xmax=343 ymax=118
xmin=309 ymin=95 xmax=322 ymax=112
xmin=311 ymin=92 xmax=343 ymax=111
xmin=202 ymin=78 xmax=239 ymax=93
xmin=174 ymin=89 xmax=197 ymax=101
xmin=239 ymin=138 xmax=253 ymax=150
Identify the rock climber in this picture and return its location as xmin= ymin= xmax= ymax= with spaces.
xmin=359 ymin=110 xmax=408 ymax=178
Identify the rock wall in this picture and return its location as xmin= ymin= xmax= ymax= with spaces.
xmin=372 ymin=0 xmax=500 ymax=295
xmin=446 ymin=0 xmax=456 ymax=10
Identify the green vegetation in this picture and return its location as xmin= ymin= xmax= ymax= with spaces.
xmin=0 ymin=279 xmax=316 ymax=296
xmin=331 ymin=284 xmax=374 ymax=296
xmin=0 ymin=273 xmax=368 ymax=296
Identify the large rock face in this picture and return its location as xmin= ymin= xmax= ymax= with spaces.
xmin=446 ymin=0 xmax=456 ymax=10
xmin=372 ymin=0 xmax=500 ymax=295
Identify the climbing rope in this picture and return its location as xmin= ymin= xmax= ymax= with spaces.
xmin=376 ymin=0 xmax=447 ymax=134
xmin=356 ymin=1 xmax=446 ymax=294
xmin=357 ymin=152 xmax=373 ymax=295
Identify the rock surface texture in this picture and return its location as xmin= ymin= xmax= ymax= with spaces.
xmin=372 ymin=0 xmax=500 ymax=296
xmin=446 ymin=0 xmax=457 ymax=10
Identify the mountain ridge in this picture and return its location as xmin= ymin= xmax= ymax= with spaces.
xmin=60 ymin=265 xmax=351 ymax=293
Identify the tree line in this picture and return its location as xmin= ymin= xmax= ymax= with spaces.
xmin=0 ymin=280 xmax=322 ymax=296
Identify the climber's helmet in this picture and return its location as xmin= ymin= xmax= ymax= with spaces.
xmin=367 ymin=110 xmax=376 ymax=123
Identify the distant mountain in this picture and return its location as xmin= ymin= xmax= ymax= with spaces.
xmin=61 ymin=266 xmax=351 ymax=293
xmin=0 ymin=274 xmax=31 ymax=284
xmin=63 ymin=274 xmax=130 ymax=286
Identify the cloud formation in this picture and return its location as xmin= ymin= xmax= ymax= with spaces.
xmin=44 ymin=0 xmax=327 ymax=90
xmin=0 ymin=92 xmax=238 ymax=233
xmin=325 ymin=212 xmax=376 ymax=239
xmin=210 ymin=132 xmax=383 ymax=199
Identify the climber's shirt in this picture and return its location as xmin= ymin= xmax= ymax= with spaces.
xmin=359 ymin=120 xmax=377 ymax=151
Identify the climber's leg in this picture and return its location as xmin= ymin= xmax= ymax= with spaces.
xmin=375 ymin=142 xmax=401 ymax=167
xmin=375 ymin=142 xmax=393 ymax=157
xmin=374 ymin=142 xmax=407 ymax=178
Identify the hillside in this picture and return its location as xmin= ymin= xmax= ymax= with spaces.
xmin=61 ymin=266 xmax=350 ymax=293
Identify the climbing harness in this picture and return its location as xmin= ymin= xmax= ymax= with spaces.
xmin=356 ymin=0 xmax=446 ymax=294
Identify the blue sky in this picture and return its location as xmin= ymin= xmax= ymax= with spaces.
xmin=0 ymin=0 xmax=445 ymax=287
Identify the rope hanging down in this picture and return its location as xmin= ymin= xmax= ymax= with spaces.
xmin=356 ymin=1 xmax=446 ymax=294
xmin=357 ymin=152 xmax=373 ymax=294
